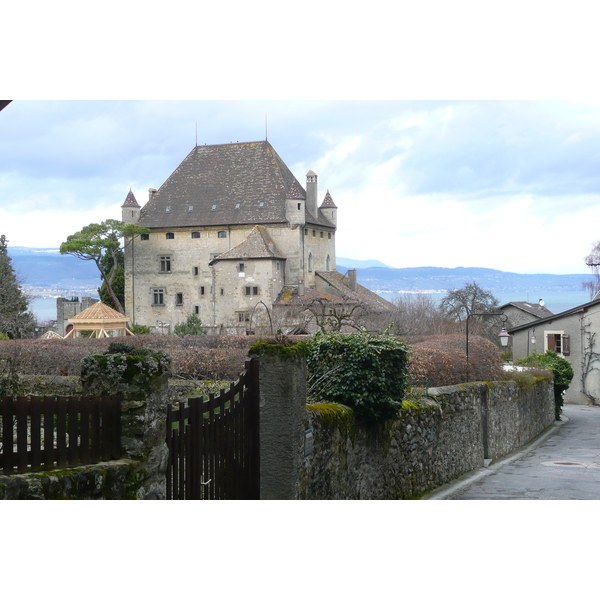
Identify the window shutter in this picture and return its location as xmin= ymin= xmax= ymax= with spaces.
xmin=562 ymin=334 xmax=570 ymax=356
xmin=546 ymin=333 xmax=556 ymax=352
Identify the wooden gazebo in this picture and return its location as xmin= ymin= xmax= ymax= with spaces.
xmin=63 ymin=301 xmax=135 ymax=338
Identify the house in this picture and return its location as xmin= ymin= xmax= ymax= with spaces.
xmin=508 ymin=296 xmax=600 ymax=405
xmin=122 ymin=140 xmax=394 ymax=334
xmin=500 ymin=300 xmax=553 ymax=329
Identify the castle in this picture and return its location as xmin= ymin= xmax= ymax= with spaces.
xmin=122 ymin=140 xmax=393 ymax=334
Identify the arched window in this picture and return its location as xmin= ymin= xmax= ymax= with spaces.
xmin=326 ymin=255 xmax=331 ymax=271
xmin=308 ymin=253 xmax=313 ymax=272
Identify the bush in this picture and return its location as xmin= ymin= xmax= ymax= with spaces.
xmin=515 ymin=351 xmax=574 ymax=420
xmin=306 ymin=331 xmax=409 ymax=424
xmin=407 ymin=334 xmax=503 ymax=387
xmin=130 ymin=323 xmax=151 ymax=335
xmin=174 ymin=314 xmax=206 ymax=337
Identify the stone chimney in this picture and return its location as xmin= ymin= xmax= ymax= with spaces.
xmin=298 ymin=276 xmax=305 ymax=297
xmin=306 ymin=171 xmax=318 ymax=217
xmin=348 ymin=269 xmax=357 ymax=291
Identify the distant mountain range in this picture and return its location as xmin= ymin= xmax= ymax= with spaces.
xmin=8 ymin=247 xmax=595 ymax=296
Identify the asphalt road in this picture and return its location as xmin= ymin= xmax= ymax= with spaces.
xmin=426 ymin=404 xmax=600 ymax=500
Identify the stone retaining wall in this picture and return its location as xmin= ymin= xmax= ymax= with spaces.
xmin=298 ymin=379 xmax=555 ymax=499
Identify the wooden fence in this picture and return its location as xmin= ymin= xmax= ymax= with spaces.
xmin=166 ymin=358 xmax=260 ymax=500
xmin=0 ymin=395 xmax=121 ymax=474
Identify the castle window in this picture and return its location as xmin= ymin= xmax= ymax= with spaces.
xmin=298 ymin=203 xmax=301 ymax=210
xmin=235 ymin=203 xmax=241 ymax=209
xmin=239 ymin=263 xmax=245 ymax=273
xmin=193 ymin=267 xmax=199 ymax=276
xmin=152 ymin=288 xmax=165 ymax=305
xmin=312 ymin=230 xmax=316 ymax=237
xmin=141 ymin=234 xmax=149 ymax=241
xmin=166 ymin=207 xmax=171 ymax=212
xmin=159 ymin=256 xmax=171 ymax=273
xmin=212 ymin=204 xmax=217 ymax=210
xmin=191 ymin=231 xmax=200 ymax=239
xmin=220 ymin=288 xmax=224 ymax=296
xmin=308 ymin=253 xmax=313 ymax=272
xmin=188 ymin=206 xmax=193 ymax=211
xmin=304 ymin=229 xmax=308 ymax=236
xmin=259 ymin=202 xmax=264 ymax=208
xmin=166 ymin=232 xmax=174 ymax=239
xmin=200 ymin=286 xmax=205 ymax=295
xmin=176 ymin=293 xmax=183 ymax=306
xmin=245 ymin=286 xmax=259 ymax=296
xmin=326 ymin=255 xmax=331 ymax=271
xmin=328 ymin=232 xmax=331 ymax=239
xmin=194 ymin=305 xmax=199 ymax=315
xmin=320 ymin=231 xmax=323 ymax=238
xmin=237 ymin=312 xmax=250 ymax=323
xmin=218 ymin=231 xmax=227 ymax=238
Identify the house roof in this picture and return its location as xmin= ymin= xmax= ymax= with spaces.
xmin=508 ymin=296 xmax=600 ymax=333
xmin=315 ymin=270 xmax=397 ymax=312
xmin=500 ymin=301 xmax=553 ymax=319
xmin=210 ymin=225 xmax=286 ymax=263
xmin=138 ymin=141 xmax=335 ymax=230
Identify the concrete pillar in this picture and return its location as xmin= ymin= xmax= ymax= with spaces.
xmin=254 ymin=347 xmax=307 ymax=499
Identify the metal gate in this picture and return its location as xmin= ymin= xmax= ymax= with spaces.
xmin=166 ymin=358 xmax=260 ymax=499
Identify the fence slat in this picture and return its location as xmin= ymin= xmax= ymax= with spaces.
xmin=1 ymin=395 xmax=121 ymax=474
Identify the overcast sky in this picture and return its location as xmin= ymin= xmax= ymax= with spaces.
xmin=2 ymin=99 xmax=600 ymax=275
xmin=3 ymin=3 xmax=600 ymax=277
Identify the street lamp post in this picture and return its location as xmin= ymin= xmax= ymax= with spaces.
xmin=465 ymin=312 xmax=509 ymax=382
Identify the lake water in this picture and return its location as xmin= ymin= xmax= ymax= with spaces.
xmin=29 ymin=289 xmax=592 ymax=324
xmin=381 ymin=290 xmax=592 ymax=316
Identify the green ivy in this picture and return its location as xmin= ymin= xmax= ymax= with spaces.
xmin=515 ymin=351 xmax=574 ymax=420
xmin=306 ymin=332 xmax=409 ymax=424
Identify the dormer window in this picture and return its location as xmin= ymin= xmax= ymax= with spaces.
xmin=212 ymin=204 xmax=217 ymax=210
xmin=235 ymin=203 xmax=241 ymax=209
xmin=166 ymin=207 xmax=171 ymax=212
xmin=259 ymin=202 xmax=264 ymax=208
xmin=188 ymin=206 xmax=193 ymax=211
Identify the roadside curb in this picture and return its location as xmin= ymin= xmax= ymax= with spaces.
xmin=421 ymin=416 xmax=568 ymax=500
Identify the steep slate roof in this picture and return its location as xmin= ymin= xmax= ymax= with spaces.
xmin=122 ymin=189 xmax=140 ymax=207
xmin=138 ymin=141 xmax=334 ymax=229
xmin=320 ymin=190 xmax=337 ymax=208
xmin=315 ymin=271 xmax=397 ymax=311
xmin=500 ymin=301 xmax=553 ymax=320
xmin=210 ymin=225 xmax=286 ymax=263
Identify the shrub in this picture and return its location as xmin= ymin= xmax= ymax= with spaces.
xmin=130 ymin=323 xmax=151 ymax=335
xmin=407 ymin=334 xmax=503 ymax=387
xmin=515 ymin=351 xmax=574 ymax=420
xmin=174 ymin=314 xmax=207 ymax=337
xmin=306 ymin=331 xmax=409 ymax=424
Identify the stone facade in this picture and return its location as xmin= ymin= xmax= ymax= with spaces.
xmin=56 ymin=296 xmax=96 ymax=336
xmin=122 ymin=141 xmax=342 ymax=334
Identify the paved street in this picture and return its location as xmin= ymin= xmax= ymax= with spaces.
xmin=428 ymin=405 xmax=600 ymax=500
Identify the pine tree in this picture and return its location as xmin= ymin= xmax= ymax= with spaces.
xmin=98 ymin=246 xmax=125 ymax=311
xmin=0 ymin=235 xmax=36 ymax=338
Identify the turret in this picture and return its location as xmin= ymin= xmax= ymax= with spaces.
xmin=121 ymin=189 xmax=140 ymax=224
xmin=319 ymin=190 xmax=337 ymax=227
xmin=285 ymin=180 xmax=306 ymax=226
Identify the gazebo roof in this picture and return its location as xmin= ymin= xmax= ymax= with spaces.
xmin=69 ymin=302 xmax=130 ymax=324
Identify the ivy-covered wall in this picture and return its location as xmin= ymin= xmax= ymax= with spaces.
xmin=299 ymin=378 xmax=554 ymax=500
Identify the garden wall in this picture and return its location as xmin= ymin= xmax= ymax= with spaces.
xmin=298 ymin=378 xmax=555 ymax=500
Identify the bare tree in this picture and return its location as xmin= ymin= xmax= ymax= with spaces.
xmin=583 ymin=239 xmax=600 ymax=299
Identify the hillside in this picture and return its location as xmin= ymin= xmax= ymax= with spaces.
xmin=8 ymin=247 xmax=594 ymax=296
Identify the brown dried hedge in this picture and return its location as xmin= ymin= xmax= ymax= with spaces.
xmin=0 ymin=335 xmax=307 ymax=381
xmin=1 ymin=333 xmax=503 ymax=388
xmin=407 ymin=334 xmax=503 ymax=387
